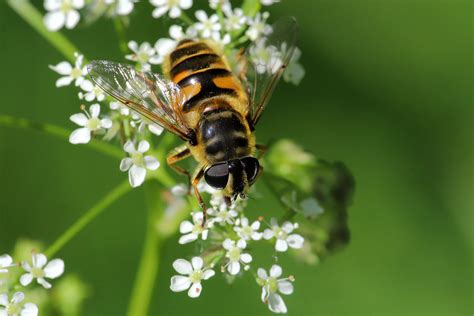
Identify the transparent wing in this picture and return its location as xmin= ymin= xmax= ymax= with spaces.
xmin=243 ymin=17 xmax=298 ymax=127
xmin=87 ymin=60 xmax=191 ymax=140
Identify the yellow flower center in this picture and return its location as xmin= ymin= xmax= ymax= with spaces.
xmin=86 ymin=118 xmax=101 ymax=131
xmin=189 ymin=270 xmax=202 ymax=283
xmin=228 ymin=247 xmax=241 ymax=262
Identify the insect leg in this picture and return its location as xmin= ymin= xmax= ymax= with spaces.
xmin=190 ymin=166 xmax=208 ymax=225
xmin=167 ymin=144 xmax=192 ymax=191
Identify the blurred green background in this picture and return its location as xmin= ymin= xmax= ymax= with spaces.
xmin=0 ymin=0 xmax=472 ymax=315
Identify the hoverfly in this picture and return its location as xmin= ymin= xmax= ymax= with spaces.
xmin=87 ymin=17 xmax=297 ymax=222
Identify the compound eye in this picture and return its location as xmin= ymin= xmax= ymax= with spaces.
xmin=204 ymin=163 xmax=229 ymax=189
xmin=241 ymin=157 xmax=260 ymax=183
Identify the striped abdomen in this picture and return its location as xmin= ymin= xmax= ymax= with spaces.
xmin=165 ymin=40 xmax=247 ymax=113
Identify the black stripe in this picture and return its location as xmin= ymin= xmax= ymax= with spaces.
xmin=170 ymin=43 xmax=211 ymax=63
xmin=170 ymin=53 xmax=221 ymax=78
xmin=178 ymin=68 xmax=236 ymax=111
xmin=205 ymin=141 xmax=223 ymax=155
xmin=234 ymin=137 xmax=248 ymax=147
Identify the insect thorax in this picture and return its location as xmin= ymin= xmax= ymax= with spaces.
xmin=198 ymin=110 xmax=253 ymax=163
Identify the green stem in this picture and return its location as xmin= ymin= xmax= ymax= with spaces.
xmin=126 ymin=180 xmax=165 ymax=316
xmin=7 ymin=0 xmax=81 ymax=62
xmin=44 ymin=180 xmax=132 ymax=257
xmin=179 ymin=11 xmax=194 ymax=26
xmin=113 ymin=18 xmax=128 ymax=54
xmin=0 ymin=115 xmax=123 ymax=160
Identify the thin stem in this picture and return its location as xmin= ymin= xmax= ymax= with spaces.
xmin=126 ymin=180 xmax=165 ymax=316
xmin=44 ymin=180 xmax=132 ymax=257
xmin=0 ymin=115 xmax=123 ymax=160
xmin=113 ymin=18 xmax=129 ymax=54
xmin=7 ymin=0 xmax=81 ymax=62
xmin=262 ymin=175 xmax=298 ymax=221
xmin=179 ymin=11 xmax=194 ymax=26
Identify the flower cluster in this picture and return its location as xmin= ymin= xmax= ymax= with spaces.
xmin=0 ymin=252 xmax=65 ymax=315
xmin=44 ymin=0 xmax=308 ymax=314
xmin=170 ymin=187 xmax=303 ymax=313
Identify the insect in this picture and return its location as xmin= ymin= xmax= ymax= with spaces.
xmin=87 ymin=17 xmax=297 ymax=223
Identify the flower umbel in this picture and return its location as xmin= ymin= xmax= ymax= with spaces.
xmin=222 ymin=239 xmax=252 ymax=275
xmin=20 ymin=253 xmax=64 ymax=289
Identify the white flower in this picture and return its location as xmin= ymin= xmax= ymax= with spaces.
xmin=208 ymin=0 xmax=229 ymax=9
xmin=178 ymin=212 xmax=209 ymax=244
xmin=234 ymin=217 xmax=262 ymax=241
xmin=43 ymin=0 xmax=85 ymax=32
xmin=222 ymin=239 xmax=252 ymax=275
xmin=0 ymin=255 xmax=15 ymax=273
xmin=194 ymin=10 xmax=221 ymax=39
xmin=170 ymin=257 xmax=215 ymax=298
xmin=261 ymin=0 xmax=280 ymax=5
xmin=105 ymin=0 xmax=136 ymax=16
xmin=120 ymin=140 xmax=160 ymax=187
xmin=20 ymin=253 xmax=64 ymax=289
xmin=263 ymin=218 xmax=304 ymax=252
xmin=222 ymin=3 xmax=246 ymax=32
xmin=78 ymin=80 xmax=106 ymax=102
xmin=249 ymin=40 xmax=283 ymax=75
xmin=171 ymin=183 xmax=188 ymax=196
xmin=153 ymin=25 xmax=184 ymax=65
xmin=125 ymin=41 xmax=161 ymax=70
xmin=110 ymin=101 xmax=131 ymax=116
xmin=69 ymin=104 xmax=112 ymax=144
xmin=150 ymin=0 xmax=193 ymax=19
xmin=0 ymin=292 xmax=38 ymax=316
xmin=49 ymin=52 xmax=87 ymax=87
xmin=283 ymin=47 xmax=305 ymax=85
xmin=209 ymin=204 xmax=238 ymax=226
xmin=246 ymin=12 xmax=272 ymax=41
xmin=257 ymin=265 xmax=294 ymax=314
xmin=210 ymin=32 xmax=231 ymax=49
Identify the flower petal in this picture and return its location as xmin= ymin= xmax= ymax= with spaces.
xmin=148 ymin=123 xmax=164 ymax=136
xmin=263 ymin=229 xmax=274 ymax=240
xmin=120 ymin=158 xmax=133 ymax=172
xmin=0 ymin=254 xmax=12 ymax=268
xmin=129 ymin=165 xmax=146 ymax=187
xmin=55 ymin=76 xmax=74 ymax=87
xmin=191 ymin=257 xmax=203 ymax=270
xmin=240 ymin=253 xmax=252 ymax=264
xmin=275 ymin=239 xmax=288 ymax=252
xmin=152 ymin=6 xmax=169 ymax=18
xmin=179 ymin=0 xmax=192 ymax=9
xmin=179 ymin=233 xmax=198 ymax=244
xmin=268 ymin=293 xmax=287 ymax=313
xmin=257 ymin=268 xmax=268 ymax=280
xmin=137 ymin=140 xmax=150 ymax=153
xmin=187 ymin=282 xmax=202 ymax=298
xmin=0 ymin=293 xmax=7 ymax=306
xmin=278 ymin=280 xmax=294 ymax=295
xmin=173 ymin=259 xmax=193 ymax=274
xmin=33 ymin=254 xmax=47 ymax=268
xmin=43 ymin=259 xmax=64 ymax=279
xmin=227 ymin=261 xmax=240 ymax=275
xmin=270 ymin=264 xmax=282 ymax=278
xmin=222 ymin=238 xmax=233 ymax=250
xmin=65 ymin=10 xmax=80 ymax=29
xmin=49 ymin=61 xmax=72 ymax=75
xmin=101 ymin=118 xmax=112 ymax=129
xmin=170 ymin=275 xmax=191 ymax=292
xmin=12 ymin=292 xmax=24 ymax=304
xmin=20 ymin=273 xmax=33 ymax=286
xmin=37 ymin=278 xmax=52 ymax=289
xmin=168 ymin=6 xmax=181 ymax=18
xmin=44 ymin=11 xmax=66 ymax=31
xmin=144 ymin=156 xmax=160 ymax=170
xmin=21 ymin=303 xmax=38 ymax=316
xmin=287 ymin=234 xmax=304 ymax=249
xmin=123 ymin=140 xmax=135 ymax=153
xmin=89 ymin=104 xmax=101 ymax=118
xmin=202 ymin=269 xmax=215 ymax=280
xmin=179 ymin=220 xmax=193 ymax=233
xmin=70 ymin=113 xmax=88 ymax=126
xmin=282 ymin=221 xmax=294 ymax=233
xmin=69 ymin=127 xmax=91 ymax=144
